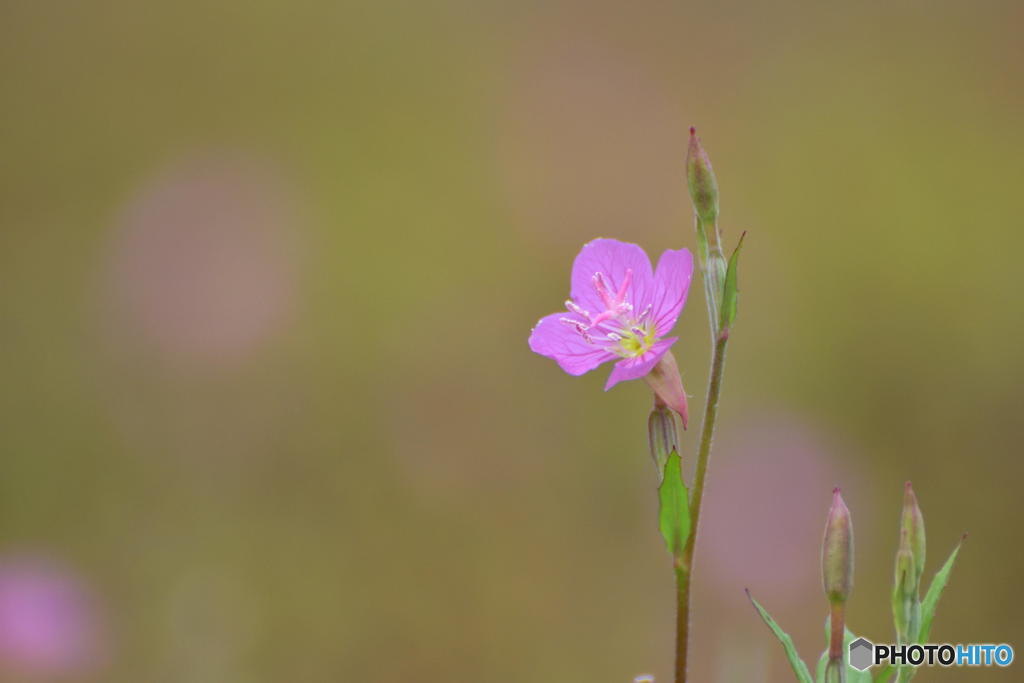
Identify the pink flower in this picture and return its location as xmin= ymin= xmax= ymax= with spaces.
xmin=529 ymin=239 xmax=694 ymax=413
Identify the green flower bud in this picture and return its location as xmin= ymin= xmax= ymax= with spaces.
xmin=901 ymin=482 xmax=926 ymax=582
xmin=647 ymin=401 xmax=679 ymax=479
xmin=822 ymin=488 xmax=854 ymax=605
xmin=686 ymin=127 xmax=720 ymax=225
xmin=891 ymin=486 xmax=926 ymax=645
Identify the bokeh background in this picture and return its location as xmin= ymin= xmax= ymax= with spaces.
xmin=1 ymin=1 xmax=1022 ymax=681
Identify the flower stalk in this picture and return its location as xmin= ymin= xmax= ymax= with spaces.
xmin=673 ymin=326 xmax=730 ymax=682
xmin=527 ymin=127 xmax=743 ymax=683
xmin=674 ymin=128 xmax=741 ymax=683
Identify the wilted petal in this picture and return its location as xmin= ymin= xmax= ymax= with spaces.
xmin=570 ymin=239 xmax=654 ymax=316
xmin=642 ymin=347 xmax=689 ymax=427
xmin=529 ymin=313 xmax=617 ymax=375
xmin=650 ymin=248 xmax=694 ymax=336
xmin=604 ymin=337 xmax=677 ymax=390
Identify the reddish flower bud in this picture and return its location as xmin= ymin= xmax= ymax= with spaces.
xmin=822 ymin=488 xmax=854 ymax=605
xmin=686 ymin=127 xmax=720 ymax=225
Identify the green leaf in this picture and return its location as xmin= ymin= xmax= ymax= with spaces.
xmin=813 ymin=650 xmax=829 ymax=683
xmin=872 ymin=664 xmax=894 ymax=683
xmin=846 ymin=646 xmax=874 ymax=683
xmin=718 ymin=231 xmax=746 ymax=331
xmin=918 ymin=537 xmax=964 ymax=643
xmin=746 ymin=591 xmax=813 ymax=683
xmin=658 ymin=452 xmax=691 ymax=559
xmin=894 ymin=662 xmax=914 ymax=683
xmin=849 ymin=663 xmax=873 ymax=682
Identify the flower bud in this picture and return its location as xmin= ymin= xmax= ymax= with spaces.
xmin=686 ymin=127 xmax=719 ymax=225
xmin=647 ymin=401 xmax=679 ymax=478
xmin=891 ymin=487 xmax=926 ymax=645
xmin=822 ymin=488 xmax=854 ymax=605
xmin=642 ymin=349 xmax=689 ymax=429
xmin=901 ymin=482 xmax=926 ymax=582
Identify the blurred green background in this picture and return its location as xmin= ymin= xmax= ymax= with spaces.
xmin=1 ymin=0 xmax=1022 ymax=681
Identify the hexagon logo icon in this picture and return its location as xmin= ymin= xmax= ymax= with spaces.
xmin=849 ymin=637 xmax=874 ymax=671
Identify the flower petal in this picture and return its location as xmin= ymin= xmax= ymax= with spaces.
xmin=529 ymin=313 xmax=617 ymax=376
xmin=649 ymin=248 xmax=694 ymax=336
xmin=604 ymin=337 xmax=677 ymax=390
xmin=569 ymin=238 xmax=655 ymax=317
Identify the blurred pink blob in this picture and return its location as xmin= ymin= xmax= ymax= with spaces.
xmin=699 ymin=412 xmax=845 ymax=604
xmin=105 ymin=154 xmax=298 ymax=366
xmin=0 ymin=559 xmax=103 ymax=676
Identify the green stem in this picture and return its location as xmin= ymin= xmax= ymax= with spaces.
xmin=674 ymin=565 xmax=689 ymax=682
xmin=674 ymin=327 xmax=730 ymax=683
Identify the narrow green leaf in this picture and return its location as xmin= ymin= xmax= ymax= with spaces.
xmin=918 ymin=537 xmax=964 ymax=643
xmin=814 ymin=650 xmax=828 ymax=682
xmin=894 ymin=662 xmax=914 ymax=683
xmin=658 ymin=451 xmax=690 ymax=559
xmin=849 ymin=662 xmax=874 ymax=681
xmin=872 ymin=664 xmax=894 ymax=683
xmin=718 ymin=231 xmax=746 ymax=331
xmin=747 ymin=591 xmax=813 ymax=683
xmin=847 ymin=653 xmax=874 ymax=682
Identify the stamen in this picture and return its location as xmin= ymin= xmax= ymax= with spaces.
xmin=636 ymin=303 xmax=653 ymax=321
xmin=565 ymin=300 xmax=589 ymax=319
xmin=631 ymin=326 xmax=646 ymax=338
xmin=606 ymin=332 xmax=622 ymax=341
xmin=559 ymin=317 xmax=593 ymax=344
